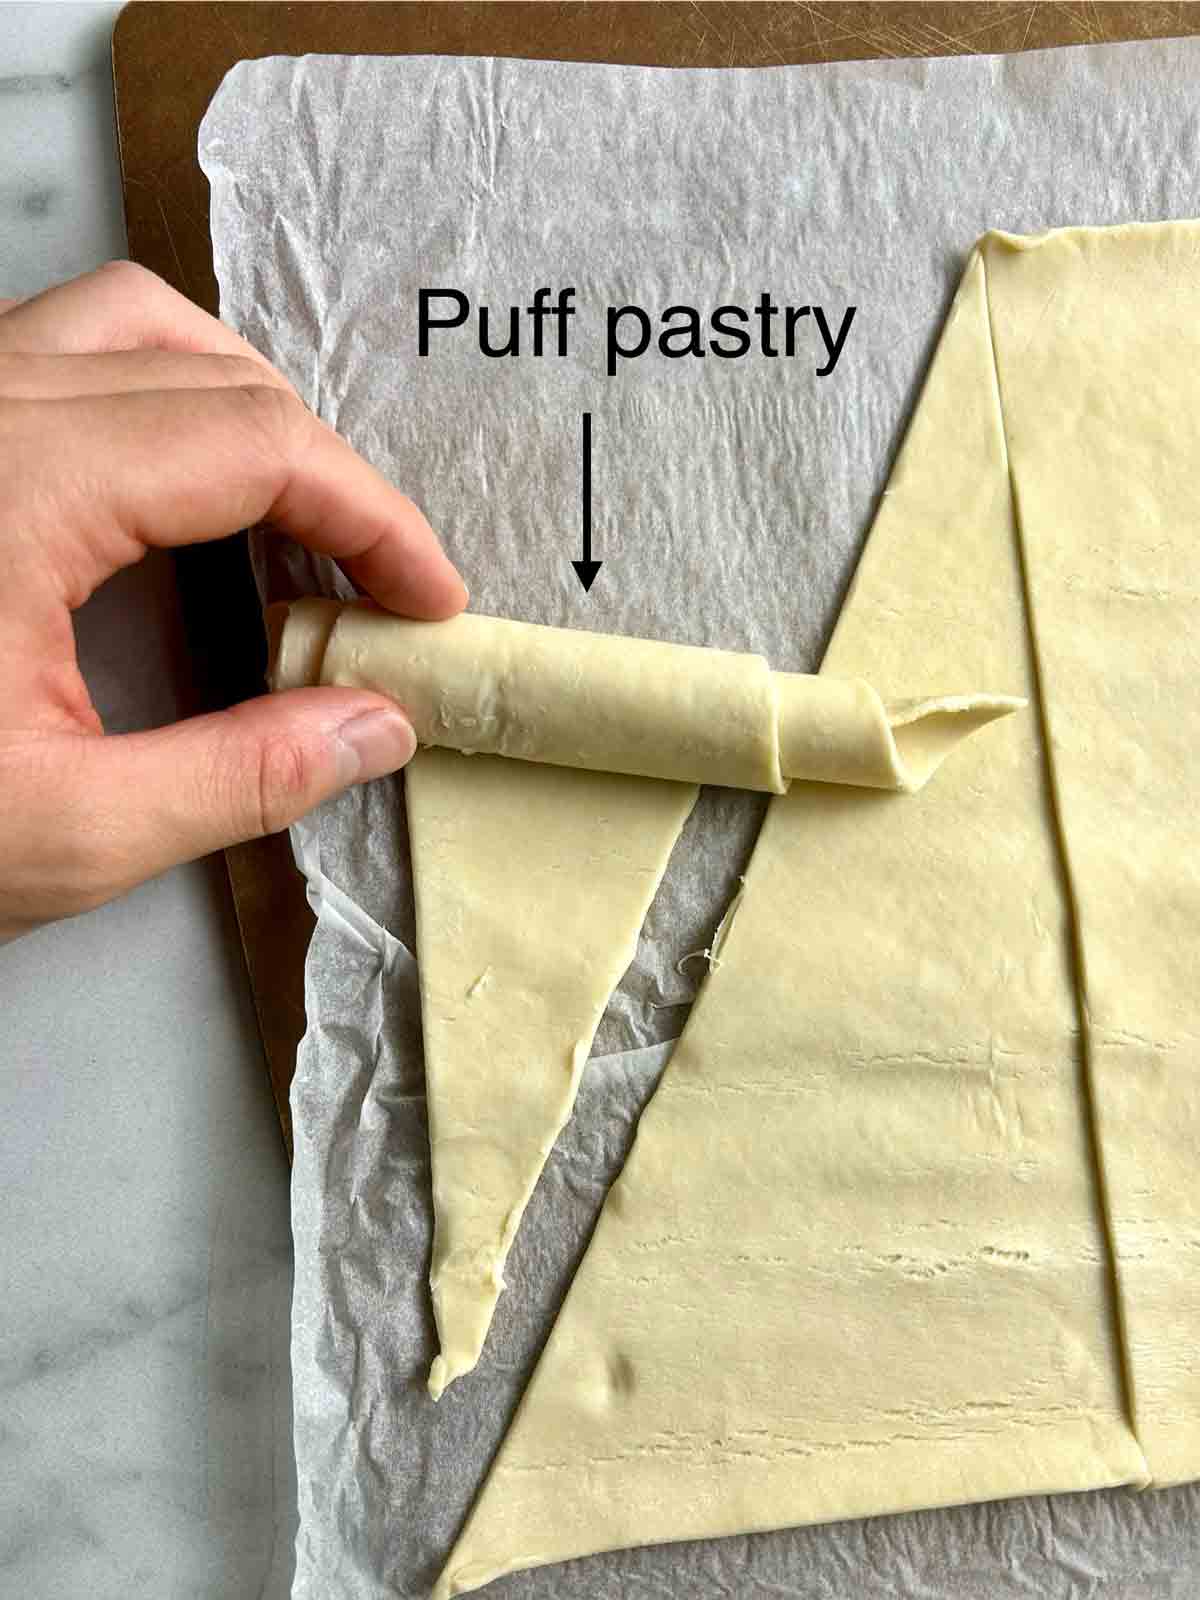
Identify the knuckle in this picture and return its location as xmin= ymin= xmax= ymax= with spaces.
xmin=38 ymin=820 xmax=115 ymax=913
xmin=216 ymin=353 xmax=288 ymax=392
xmin=253 ymin=732 xmax=318 ymax=836
xmin=49 ymin=787 xmax=125 ymax=910
xmin=93 ymin=262 xmax=184 ymax=355
xmin=234 ymin=382 xmax=309 ymax=462
xmin=0 ymin=736 xmax=125 ymax=923
xmin=63 ymin=842 xmax=123 ymax=914
xmin=97 ymin=258 xmax=162 ymax=295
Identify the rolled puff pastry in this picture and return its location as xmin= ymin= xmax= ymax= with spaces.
xmin=270 ymin=601 xmax=1019 ymax=793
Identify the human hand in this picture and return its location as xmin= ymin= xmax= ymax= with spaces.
xmin=0 ymin=262 xmax=466 ymax=943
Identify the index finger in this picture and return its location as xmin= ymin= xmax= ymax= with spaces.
xmin=16 ymin=384 xmax=467 ymax=620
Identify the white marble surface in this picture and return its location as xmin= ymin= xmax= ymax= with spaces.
xmin=0 ymin=6 xmax=296 ymax=1596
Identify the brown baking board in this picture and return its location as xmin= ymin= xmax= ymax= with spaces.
xmin=113 ymin=0 xmax=1200 ymax=1157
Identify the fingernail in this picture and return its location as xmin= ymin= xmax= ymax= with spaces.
xmin=335 ymin=708 xmax=417 ymax=785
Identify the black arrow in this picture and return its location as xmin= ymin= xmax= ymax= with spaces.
xmin=572 ymin=411 xmax=602 ymax=593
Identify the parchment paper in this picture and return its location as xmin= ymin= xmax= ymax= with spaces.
xmin=200 ymin=41 xmax=1200 ymax=1599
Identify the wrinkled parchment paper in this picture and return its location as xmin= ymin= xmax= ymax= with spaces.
xmin=200 ymin=42 xmax=1200 ymax=1599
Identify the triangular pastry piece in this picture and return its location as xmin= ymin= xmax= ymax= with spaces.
xmin=407 ymin=749 xmax=696 ymax=1397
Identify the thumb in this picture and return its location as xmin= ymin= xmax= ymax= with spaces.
xmin=80 ymin=687 xmax=417 ymax=888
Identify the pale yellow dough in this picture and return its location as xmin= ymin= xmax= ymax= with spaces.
xmin=279 ymin=222 xmax=1198 ymax=1587
xmin=407 ymin=749 xmax=696 ymax=1399
xmin=432 ymin=233 xmax=1183 ymax=1595
xmin=272 ymin=602 xmax=1018 ymax=793
xmin=982 ymin=224 xmax=1200 ymax=1486
xmin=271 ymin=604 xmax=1013 ymax=1394
xmin=270 ymin=601 xmax=1016 ymax=1396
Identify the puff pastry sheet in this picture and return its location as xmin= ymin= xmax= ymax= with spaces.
xmin=436 ymin=226 xmax=1200 ymax=1594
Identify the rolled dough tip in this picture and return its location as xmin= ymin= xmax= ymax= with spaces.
xmin=263 ymin=602 xmax=292 ymax=691
xmin=978 ymin=693 xmax=1027 ymax=719
xmin=268 ymin=595 xmax=343 ymax=692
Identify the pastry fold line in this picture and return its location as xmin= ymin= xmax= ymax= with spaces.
xmin=269 ymin=599 xmax=1021 ymax=794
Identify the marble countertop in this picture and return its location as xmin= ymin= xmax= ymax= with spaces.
xmin=0 ymin=6 xmax=295 ymax=1596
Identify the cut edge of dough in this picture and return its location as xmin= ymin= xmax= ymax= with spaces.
xmin=426 ymin=1029 xmax=597 ymax=1403
xmin=409 ymin=751 xmax=700 ymax=1403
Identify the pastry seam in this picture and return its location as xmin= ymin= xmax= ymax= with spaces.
xmin=978 ymin=239 xmax=1149 ymax=1486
